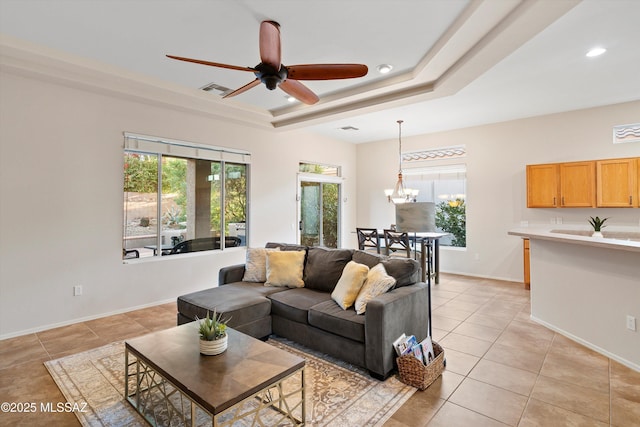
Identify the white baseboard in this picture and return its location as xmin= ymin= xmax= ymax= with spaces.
xmin=531 ymin=315 xmax=640 ymax=373
xmin=440 ymin=270 xmax=522 ymax=285
xmin=0 ymin=298 xmax=176 ymax=341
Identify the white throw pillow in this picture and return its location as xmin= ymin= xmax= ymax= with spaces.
xmin=242 ymin=247 xmax=278 ymax=282
xmin=265 ymin=250 xmax=305 ymax=288
xmin=354 ymin=263 xmax=396 ymax=315
xmin=331 ymin=261 xmax=369 ymax=310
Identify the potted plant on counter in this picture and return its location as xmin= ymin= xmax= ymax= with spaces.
xmin=588 ymin=216 xmax=609 ymax=238
xmin=197 ymin=310 xmax=230 ymax=355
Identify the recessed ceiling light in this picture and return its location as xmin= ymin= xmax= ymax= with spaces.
xmin=285 ymin=95 xmax=296 ymax=103
xmin=586 ymin=47 xmax=606 ymax=57
xmin=376 ymin=64 xmax=393 ymax=74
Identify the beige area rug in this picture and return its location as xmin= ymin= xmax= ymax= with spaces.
xmin=45 ymin=338 xmax=415 ymax=426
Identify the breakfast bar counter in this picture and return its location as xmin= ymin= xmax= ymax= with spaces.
xmin=508 ymin=227 xmax=640 ymax=371
xmin=508 ymin=227 xmax=640 ymax=252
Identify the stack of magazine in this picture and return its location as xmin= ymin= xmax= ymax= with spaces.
xmin=393 ymin=333 xmax=436 ymax=365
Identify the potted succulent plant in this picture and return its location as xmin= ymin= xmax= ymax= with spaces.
xmin=196 ymin=310 xmax=230 ymax=355
xmin=588 ymin=216 xmax=609 ymax=238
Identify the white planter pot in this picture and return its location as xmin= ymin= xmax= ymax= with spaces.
xmin=592 ymin=231 xmax=604 ymax=238
xmin=199 ymin=335 xmax=228 ymax=355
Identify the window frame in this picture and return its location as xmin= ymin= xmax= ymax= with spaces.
xmin=403 ymin=163 xmax=467 ymax=248
xmin=123 ymin=133 xmax=250 ymax=261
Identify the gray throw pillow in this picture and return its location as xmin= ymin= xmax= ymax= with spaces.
xmin=352 ymin=250 xmax=387 ymax=268
xmin=303 ymin=247 xmax=353 ymax=292
xmin=381 ymin=257 xmax=420 ymax=287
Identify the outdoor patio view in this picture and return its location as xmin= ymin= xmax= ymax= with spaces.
xmin=123 ymin=152 xmax=247 ymax=259
xmin=405 ymin=164 xmax=466 ymax=247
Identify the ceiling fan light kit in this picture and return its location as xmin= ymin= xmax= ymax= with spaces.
xmin=167 ymin=20 xmax=368 ymax=105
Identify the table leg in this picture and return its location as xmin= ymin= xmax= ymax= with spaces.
xmin=434 ymin=239 xmax=440 ymax=284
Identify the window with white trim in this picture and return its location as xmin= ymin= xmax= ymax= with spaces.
xmin=123 ymin=134 xmax=250 ymax=260
xmin=403 ymin=164 xmax=466 ymax=247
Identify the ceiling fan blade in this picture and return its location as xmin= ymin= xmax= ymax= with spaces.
xmin=279 ymin=80 xmax=319 ymax=105
xmin=287 ymin=64 xmax=368 ymax=80
xmin=259 ymin=20 xmax=281 ymax=70
xmin=166 ymin=55 xmax=255 ymax=72
xmin=222 ymin=79 xmax=261 ymax=98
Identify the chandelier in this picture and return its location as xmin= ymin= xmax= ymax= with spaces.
xmin=384 ymin=120 xmax=418 ymax=203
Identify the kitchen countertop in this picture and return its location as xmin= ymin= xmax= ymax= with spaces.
xmin=508 ymin=227 xmax=640 ymax=253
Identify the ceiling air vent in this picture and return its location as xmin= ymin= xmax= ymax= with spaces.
xmin=200 ymin=82 xmax=232 ymax=95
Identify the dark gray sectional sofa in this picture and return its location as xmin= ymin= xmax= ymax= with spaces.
xmin=177 ymin=243 xmax=430 ymax=379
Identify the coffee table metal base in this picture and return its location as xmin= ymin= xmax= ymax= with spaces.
xmin=125 ymin=348 xmax=305 ymax=426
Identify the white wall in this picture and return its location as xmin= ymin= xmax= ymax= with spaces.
xmin=357 ymin=101 xmax=640 ymax=281
xmin=530 ymin=239 xmax=640 ymax=370
xmin=0 ymin=69 xmax=357 ymax=338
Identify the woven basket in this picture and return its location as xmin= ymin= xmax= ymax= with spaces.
xmin=396 ymin=341 xmax=445 ymax=390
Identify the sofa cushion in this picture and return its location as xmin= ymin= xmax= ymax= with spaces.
xmin=354 ymin=263 xmax=396 ymax=314
xmin=265 ymin=250 xmax=305 ymax=288
xmin=352 ymin=250 xmax=387 ymax=268
xmin=381 ymin=257 xmax=421 ymax=287
xmin=303 ymin=247 xmax=353 ymax=292
xmin=268 ymin=288 xmax=331 ymax=324
xmin=308 ymin=300 xmax=365 ymax=343
xmin=331 ymin=261 xmax=369 ymax=310
xmin=242 ymin=247 xmax=278 ymax=282
xmin=177 ymin=282 xmax=285 ymax=327
xmin=352 ymin=250 xmax=419 ymax=287
xmin=265 ymin=242 xmax=308 ymax=252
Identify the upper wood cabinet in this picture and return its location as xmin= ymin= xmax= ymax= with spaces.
xmin=559 ymin=161 xmax=596 ymax=207
xmin=527 ymin=164 xmax=559 ymax=207
xmin=596 ymin=158 xmax=638 ymax=207
xmin=527 ymin=161 xmax=595 ymax=208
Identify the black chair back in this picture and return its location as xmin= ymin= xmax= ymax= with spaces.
xmin=383 ymin=229 xmax=411 ymax=257
xmin=356 ymin=228 xmax=381 ymax=253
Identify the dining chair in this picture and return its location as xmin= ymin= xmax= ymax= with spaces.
xmin=356 ymin=228 xmax=381 ymax=254
xmin=383 ymin=229 xmax=411 ymax=257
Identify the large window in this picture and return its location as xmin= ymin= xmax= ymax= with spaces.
xmin=123 ymin=134 xmax=249 ymax=260
xmin=404 ymin=164 xmax=466 ymax=247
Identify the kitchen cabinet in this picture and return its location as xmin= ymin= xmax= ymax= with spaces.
xmin=558 ymin=161 xmax=596 ymax=207
xmin=526 ymin=164 xmax=559 ymax=207
xmin=596 ymin=158 xmax=638 ymax=207
xmin=523 ymin=238 xmax=530 ymax=290
xmin=526 ymin=161 xmax=595 ymax=208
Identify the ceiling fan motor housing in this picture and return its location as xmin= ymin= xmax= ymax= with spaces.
xmin=254 ymin=63 xmax=288 ymax=90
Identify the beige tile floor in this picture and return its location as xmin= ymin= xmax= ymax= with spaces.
xmin=1 ymin=275 xmax=638 ymax=426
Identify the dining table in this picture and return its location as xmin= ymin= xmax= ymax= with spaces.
xmin=378 ymin=230 xmax=450 ymax=284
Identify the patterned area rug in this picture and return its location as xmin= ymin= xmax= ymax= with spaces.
xmin=45 ymin=337 xmax=415 ymax=426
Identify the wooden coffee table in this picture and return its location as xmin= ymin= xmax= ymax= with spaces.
xmin=124 ymin=324 xmax=305 ymax=426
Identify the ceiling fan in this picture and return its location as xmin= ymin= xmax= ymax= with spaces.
xmin=167 ymin=20 xmax=368 ymax=105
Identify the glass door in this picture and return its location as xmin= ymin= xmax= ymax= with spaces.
xmin=298 ymin=179 xmax=340 ymax=248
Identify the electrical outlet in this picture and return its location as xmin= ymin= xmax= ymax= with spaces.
xmin=73 ymin=285 xmax=83 ymax=296
xmin=520 ymin=220 xmax=529 ymax=227
xmin=556 ymin=217 xmax=563 ymax=224
xmin=627 ymin=315 xmax=636 ymax=331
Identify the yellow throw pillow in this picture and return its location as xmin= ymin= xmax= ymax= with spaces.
xmin=265 ymin=250 xmax=305 ymax=288
xmin=331 ymin=261 xmax=369 ymax=310
xmin=354 ymin=263 xmax=396 ymax=314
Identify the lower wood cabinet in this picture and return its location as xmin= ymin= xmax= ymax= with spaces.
xmin=523 ymin=238 xmax=530 ymax=290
